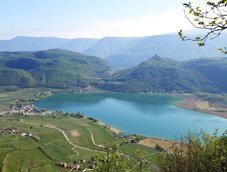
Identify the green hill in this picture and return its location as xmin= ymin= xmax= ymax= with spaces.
xmin=1 ymin=50 xmax=227 ymax=93
xmin=0 ymin=49 xmax=110 ymax=88
xmin=183 ymin=58 xmax=227 ymax=92
xmin=99 ymin=55 xmax=226 ymax=93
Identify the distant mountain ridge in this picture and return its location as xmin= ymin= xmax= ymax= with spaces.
xmin=0 ymin=36 xmax=98 ymax=52
xmin=0 ymin=33 xmax=227 ymax=68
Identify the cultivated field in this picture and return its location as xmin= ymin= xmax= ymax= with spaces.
xmin=0 ymin=114 xmax=159 ymax=171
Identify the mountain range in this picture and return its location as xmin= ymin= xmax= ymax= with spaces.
xmin=1 ymin=33 xmax=227 ymax=68
xmin=0 ymin=49 xmax=227 ymax=93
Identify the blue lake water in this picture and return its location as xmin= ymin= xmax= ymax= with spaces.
xmin=35 ymin=93 xmax=227 ymax=139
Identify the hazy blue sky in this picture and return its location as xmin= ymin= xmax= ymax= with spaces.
xmin=0 ymin=0 xmax=203 ymax=39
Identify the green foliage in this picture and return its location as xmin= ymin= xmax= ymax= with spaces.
xmin=158 ymin=131 xmax=227 ymax=172
xmin=154 ymin=144 xmax=164 ymax=152
xmin=134 ymin=149 xmax=152 ymax=172
xmin=87 ymin=117 xmax=98 ymax=122
xmin=183 ymin=58 xmax=227 ymax=92
xmin=93 ymin=145 xmax=129 ymax=172
xmin=0 ymin=67 xmax=35 ymax=86
xmin=1 ymin=49 xmax=227 ymax=93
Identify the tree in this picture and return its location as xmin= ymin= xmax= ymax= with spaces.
xmin=134 ymin=150 xmax=152 ymax=172
xmin=154 ymin=144 xmax=165 ymax=152
xmin=179 ymin=0 xmax=227 ymax=53
xmin=158 ymin=131 xmax=227 ymax=172
xmin=93 ymin=144 xmax=129 ymax=172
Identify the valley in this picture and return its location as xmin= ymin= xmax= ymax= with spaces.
xmin=0 ymin=33 xmax=227 ymax=172
xmin=1 ymin=0 xmax=227 ymax=171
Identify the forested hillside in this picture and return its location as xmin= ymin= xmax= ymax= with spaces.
xmin=1 ymin=50 xmax=227 ymax=93
xmin=99 ymin=55 xmax=227 ymax=93
xmin=0 ymin=49 xmax=110 ymax=88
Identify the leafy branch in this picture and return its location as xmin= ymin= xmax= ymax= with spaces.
xmin=179 ymin=0 xmax=227 ymax=54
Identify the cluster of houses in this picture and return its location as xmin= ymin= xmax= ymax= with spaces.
xmin=0 ymin=111 xmax=10 ymax=117
xmin=1 ymin=127 xmax=40 ymax=141
xmin=2 ymin=127 xmax=17 ymax=134
xmin=21 ymin=132 xmax=40 ymax=141
xmin=9 ymin=104 xmax=51 ymax=116
xmin=78 ymin=85 xmax=95 ymax=93
xmin=56 ymin=158 xmax=95 ymax=171
xmin=117 ymin=134 xmax=143 ymax=144
xmin=0 ymin=104 xmax=38 ymax=117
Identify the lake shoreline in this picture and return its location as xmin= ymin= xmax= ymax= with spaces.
xmin=34 ymin=92 xmax=227 ymax=140
xmin=176 ymin=98 xmax=227 ymax=119
xmin=2 ymin=90 xmax=226 ymax=146
xmin=97 ymin=121 xmax=122 ymax=134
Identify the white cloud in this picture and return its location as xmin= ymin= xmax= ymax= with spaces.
xmin=57 ymin=10 xmax=195 ymax=38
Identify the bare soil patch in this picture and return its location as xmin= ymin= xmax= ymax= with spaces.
xmin=139 ymin=137 xmax=175 ymax=151
xmin=71 ymin=130 xmax=80 ymax=137
xmin=176 ymin=98 xmax=227 ymax=119
xmin=97 ymin=122 xmax=122 ymax=134
xmin=109 ymin=127 xmax=122 ymax=134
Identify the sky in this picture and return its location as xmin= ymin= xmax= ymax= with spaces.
xmin=0 ymin=0 xmax=204 ymax=39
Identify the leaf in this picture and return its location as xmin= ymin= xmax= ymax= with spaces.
xmin=197 ymin=42 xmax=205 ymax=46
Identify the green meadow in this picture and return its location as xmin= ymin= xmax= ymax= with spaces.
xmin=0 ymin=114 xmax=158 ymax=172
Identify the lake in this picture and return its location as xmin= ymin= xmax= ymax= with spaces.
xmin=35 ymin=93 xmax=227 ymax=139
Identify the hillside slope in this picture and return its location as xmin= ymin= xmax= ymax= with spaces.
xmin=1 ymin=50 xmax=227 ymax=93
xmin=0 ymin=49 xmax=110 ymax=88
xmin=99 ymin=55 xmax=227 ymax=93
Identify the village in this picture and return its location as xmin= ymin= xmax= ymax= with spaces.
xmin=0 ymin=100 xmax=51 ymax=117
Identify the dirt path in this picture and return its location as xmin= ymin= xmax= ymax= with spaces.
xmin=85 ymin=127 xmax=105 ymax=149
xmin=20 ymin=120 xmax=104 ymax=154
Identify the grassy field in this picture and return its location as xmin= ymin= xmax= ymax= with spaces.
xmin=0 ymin=115 xmax=112 ymax=171
xmin=0 ymin=114 xmax=160 ymax=172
